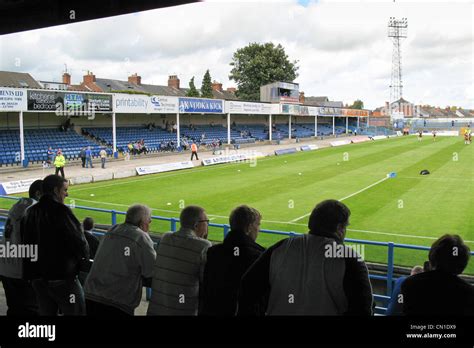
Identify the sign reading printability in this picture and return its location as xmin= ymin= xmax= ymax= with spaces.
xmin=113 ymin=94 xmax=178 ymax=114
xmin=0 ymin=178 xmax=42 ymax=195
xmin=114 ymin=94 xmax=149 ymax=113
xmin=136 ymin=161 xmax=194 ymax=175
xmin=0 ymin=88 xmax=27 ymax=111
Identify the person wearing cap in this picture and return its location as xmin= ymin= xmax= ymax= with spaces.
xmin=54 ymin=150 xmax=66 ymax=178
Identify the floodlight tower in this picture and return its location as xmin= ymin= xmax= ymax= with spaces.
xmin=388 ymin=17 xmax=408 ymax=118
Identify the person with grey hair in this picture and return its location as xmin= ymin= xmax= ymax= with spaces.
xmin=84 ymin=204 xmax=156 ymax=316
xmin=199 ymin=205 xmax=265 ymax=316
xmin=147 ymin=205 xmax=212 ymax=315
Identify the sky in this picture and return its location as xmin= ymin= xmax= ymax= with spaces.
xmin=0 ymin=0 xmax=472 ymax=109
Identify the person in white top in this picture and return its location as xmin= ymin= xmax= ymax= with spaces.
xmin=99 ymin=148 xmax=107 ymax=169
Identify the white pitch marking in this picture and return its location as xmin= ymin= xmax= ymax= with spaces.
xmin=346 ymin=228 xmax=474 ymax=244
xmin=66 ymin=198 xmax=474 ymax=244
xmin=288 ymin=176 xmax=390 ymax=223
xmin=67 ymin=198 xmax=229 ymax=219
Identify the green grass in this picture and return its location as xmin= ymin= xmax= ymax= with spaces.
xmin=1 ymin=135 xmax=473 ymax=272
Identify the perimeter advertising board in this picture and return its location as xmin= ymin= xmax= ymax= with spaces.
xmin=225 ymin=101 xmax=272 ymax=114
xmin=113 ymin=94 xmax=178 ymax=114
xmin=28 ymin=90 xmax=112 ymax=112
xmin=178 ymin=97 xmax=223 ymax=114
xmin=0 ymin=88 xmax=27 ymax=111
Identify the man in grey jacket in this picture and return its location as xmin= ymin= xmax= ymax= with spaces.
xmin=0 ymin=179 xmax=43 ymax=316
xmin=147 ymin=205 xmax=212 ymax=316
xmin=238 ymin=199 xmax=373 ymax=316
xmin=84 ymin=204 xmax=156 ymax=316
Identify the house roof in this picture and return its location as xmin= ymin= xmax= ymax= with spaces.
xmin=0 ymin=71 xmax=42 ymax=88
xmin=95 ymin=78 xmax=239 ymax=100
xmin=304 ymin=96 xmax=344 ymax=108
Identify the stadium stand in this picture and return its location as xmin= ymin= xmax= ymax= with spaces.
xmin=410 ymin=119 xmax=472 ymax=129
xmin=180 ymin=125 xmax=243 ymax=144
xmin=83 ymin=127 xmax=177 ymax=153
xmin=0 ymin=128 xmax=105 ymax=166
xmin=84 ymin=125 xmax=260 ymax=150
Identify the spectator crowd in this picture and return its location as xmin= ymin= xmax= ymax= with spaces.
xmin=0 ymin=175 xmax=473 ymax=317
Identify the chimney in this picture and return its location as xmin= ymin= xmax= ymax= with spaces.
xmin=62 ymin=72 xmax=71 ymax=85
xmin=299 ymin=91 xmax=305 ymax=104
xmin=128 ymin=73 xmax=141 ymax=85
xmin=83 ymin=71 xmax=96 ymax=84
xmin=226 ymin=87 xmax=236 ymax=93
xmin=211 ymin=81 xmax=223 ymax=92
xmin=168 ymin=75 xmax=180 ymax=89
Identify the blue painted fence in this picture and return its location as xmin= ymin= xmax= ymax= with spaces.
xmin=2 ymin=195 xmax=472 ymax=315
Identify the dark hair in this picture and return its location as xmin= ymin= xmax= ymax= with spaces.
xmin=423 ymin=260 xmax=432 ymax=272
xmin=180 ymin=205 xmax=205 ymax=229
xmin=229 ymin=205 xmax=261 ymax=234
xmin=83 ymin=217 xmax=94 ymax=231
xmin=308 ymin=200 xmax=350 ymax=236
xmin=429 ymin=234 xmax=470 ymax=275
xmin=28 ymin=180 xmax=43 ymax=199
xmin=42 ymin=175 xmax=67 ymax=196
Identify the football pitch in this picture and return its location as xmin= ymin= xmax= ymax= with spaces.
xmin=3 ymin=135 xmax=474 ymax=271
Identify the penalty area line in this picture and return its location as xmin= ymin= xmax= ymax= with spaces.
xmin=288 ymin=176 xmax=390 ymax=223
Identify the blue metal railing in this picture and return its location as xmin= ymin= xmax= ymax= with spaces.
xmin=2 ymin=195 xmax=472 ymax=315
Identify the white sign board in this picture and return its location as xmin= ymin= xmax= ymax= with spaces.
xmin=0 ymin=88 xmax=27 ymax=112
xmin=113 ymin=94 xmax=179 ymax=114
xmin=0 ymin=178 xmax=41 ymax=195
xmin=202 ymin=152 xmax=263 ymax=166
xmin=330 ymin=140 xmax=351 ymax=147
xmin=436 ymin=131 xmax=459 ymax=136
xmin=225 ymin=101 xmax=272 ymax=115
xmin=149 ymin=95 xmax=178 ymax=114
xmin=308 ymin=106 xmax=319 ymax=116
xmin=136 ymin=161 xmax=194 ymax=176
xmin=113 ymin=94 xmax=149 ymax=114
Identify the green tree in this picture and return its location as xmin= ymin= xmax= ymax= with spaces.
xmin=351 ymin=99 xmax=364 ymax=109
xmin=200 ymin=70 xmax=213 ymax=98
xmin=229 ymin=42 xmax=299 ymax=101
xmin=186 ymin=76 xmax=200 ymax=97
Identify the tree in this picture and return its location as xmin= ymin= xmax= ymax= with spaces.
xmin=186 ymin=76 xmax=200 ymax=97
xmin=200 ymin=70 xmax=213 ymax=98
xmin=351 ymin=100 xmax=364 ymax=109
xmin=229 ymin=42 xmax=299 ymax=101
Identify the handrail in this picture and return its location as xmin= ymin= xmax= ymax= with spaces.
xmin=2 ymin=194 xmax=473 ymax=315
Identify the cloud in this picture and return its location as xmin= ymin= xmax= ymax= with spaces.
xmin=0 ymin=0 xmax=472 ymax=109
